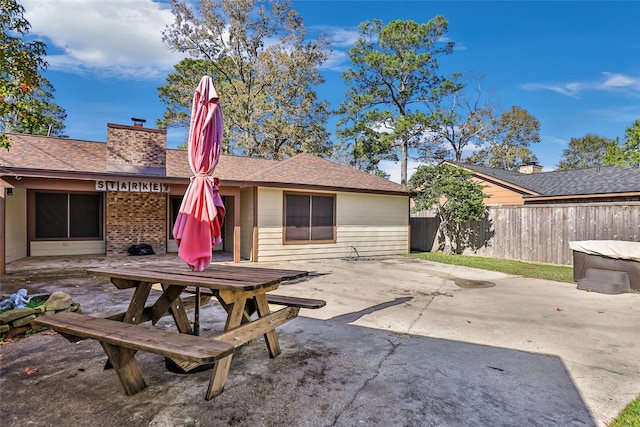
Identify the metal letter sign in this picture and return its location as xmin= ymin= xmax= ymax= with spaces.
xmin=95 ymin=180 xmax=170 ymax=193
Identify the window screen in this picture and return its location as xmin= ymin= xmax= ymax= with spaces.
xmin=35 ymin=192 xmax=102 ymax=239
xmin=285 ymin=193 xmax=334 ymax=242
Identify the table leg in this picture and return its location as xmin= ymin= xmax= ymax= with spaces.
xmin=152 ymin=284 xmax=187 ymax=325
xmin=254 ymin=294 xmax=281 ymax=358
xmin=105 ymin=281 xmax=153 ymax=370
xmin=206 ymin=296 xmax=247 ymax=399
xmin=100 ymin=342 xmax=146 ymax=396
xmin=124 ymin=281 xmax=153 ymax=324
xmin=161 ymin=284 xmax=192 ymax=334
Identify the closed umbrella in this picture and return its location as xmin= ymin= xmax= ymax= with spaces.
xmin=173 ymin=75 xmax=225 ymax=334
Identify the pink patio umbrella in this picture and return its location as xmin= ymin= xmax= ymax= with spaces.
xmin=173 ymin=76 xmax=225 ymax=334
xmin=174 ymin=75 xmax=225 ymax=271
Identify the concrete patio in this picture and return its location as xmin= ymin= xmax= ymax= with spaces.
xmin=0 ymin=254 xmax=637 ymax=426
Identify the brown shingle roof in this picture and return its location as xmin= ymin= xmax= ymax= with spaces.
xmin=1 ymin=134 xmax=106 ymax=173
xmin=1 ymin=134 xmax=407 ymax=195
xmin=245 ymin=153 xmax=407 ymax=193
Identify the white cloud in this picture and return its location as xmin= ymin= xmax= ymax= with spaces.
xmin=310 ymin=26 xmax=359 ymax=72
xmin=521 ymin=72 xmax=640 ymax=98
xmin=542 ymin=135 xmax=569 ymax=146
xmin=438 ymin=36 xmax=466 ymax=51
xmin=23 ymin=0 xmax=185 ymax=80
xmin=321 ymin=49 xmax=350 ymax=72
xmin=312 ymin=25 xmax=360 ymax=48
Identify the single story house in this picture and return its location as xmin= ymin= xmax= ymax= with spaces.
xmin=0 ymin=121 xmax=410 ymax=274
xmin=448 ymin=162 xmax=640 ymax=206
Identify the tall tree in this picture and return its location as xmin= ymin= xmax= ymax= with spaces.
xmin=0 ymin=0 xmax=65 ymax=148
xmin=603 ymin=120 xmax=640 ymax=169
xmin=157 ymin=58 xmax=223 ymax=149
xmin=557 ymin=134 xmax=616 ymax=170
xmin=161 ymin=0 xmax=331 ymax=159
xmin=409 ymin=163 xmax=488 ymax=254
xmin=338 ymin=17 xmax=454 ymax=185
xmin=420 ymin=72 xmax=495 ymax=164
xmin=467 ymin=106 xmax=540 ymax=170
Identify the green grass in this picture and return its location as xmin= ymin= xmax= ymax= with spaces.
xmin=0 ymin=297 xmax=46 ymax=315
xmin=408 ymin=251 xmax=574 ymax=282
xmin=608 ymin=395 xmax=640 ymax=427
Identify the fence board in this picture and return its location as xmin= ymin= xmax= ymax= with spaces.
xmin=411 ymin=202 xmax=640 ymax=265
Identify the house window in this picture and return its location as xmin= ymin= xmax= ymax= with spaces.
xmin=284 ymin=192 xmax=335 ymax=243
xmin=34 ymin=192 xmax=102 ymax=239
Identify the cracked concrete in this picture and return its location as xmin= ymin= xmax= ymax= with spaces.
xmin=1 ymin=254 xmax=638 ymax=426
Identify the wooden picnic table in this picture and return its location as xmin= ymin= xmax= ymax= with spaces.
xmin=35 ymin=264 xmax=325 ymax=400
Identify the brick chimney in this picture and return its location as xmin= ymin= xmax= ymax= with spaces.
xmin=106 ymin=119 xmax=167 ymax=175
xmin=519 ymin=161 xmax=543 ymax=174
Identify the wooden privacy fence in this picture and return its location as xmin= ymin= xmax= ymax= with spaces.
xmin=411 ymin=202 xmax=640 ymax=265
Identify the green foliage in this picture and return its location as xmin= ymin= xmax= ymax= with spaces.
xmin=161 ymin=0 xmax=331 ymax=160
xmin=338 ymin=17 xmax=454 ymax=185
xmin=467 ymin=106 xmax=540 ymax=170
xmin=0 ymin=0 xmax=65 ymax=147
xmin=408 ymin=251 xmax=574 ymax=282
xmin=556 ymin=133 xmax=616 ymax=170
xmin=604 ymin=120 xmax=640 ymax=169
xmin=409 ymin=164 xmax=488 ymax=254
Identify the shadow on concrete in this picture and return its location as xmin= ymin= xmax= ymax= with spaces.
xmin=0 ymin=256 xmax=596 ymax=426
xmin=328 ymin=297 xmax=413 ymax=324
xmin=0 ymin=304 xmax=595 ymax=427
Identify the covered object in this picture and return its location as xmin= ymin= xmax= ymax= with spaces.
xmin=570 ymin=240 xmax=640 ymax=292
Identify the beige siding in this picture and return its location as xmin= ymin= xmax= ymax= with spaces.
xmin=256 ymin=188 xmax=409 ymax=262
xmin=5 ymin=188 xmax=27 ymax=263
xmin=473 ymin=177 xmax=525 ymax=206
xmin=30 ymin=240 xmax=106 ymax=256
xmin=240 ymin=187 xmax=254 ymax=260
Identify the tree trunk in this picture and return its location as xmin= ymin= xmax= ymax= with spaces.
xmin=401 ymin=139 xmax=408 ymax=186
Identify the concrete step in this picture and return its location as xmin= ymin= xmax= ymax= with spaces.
xmin=577 ymin=268 xmax=630 ymax=294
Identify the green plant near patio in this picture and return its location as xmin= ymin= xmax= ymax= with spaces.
xmin=408 ymin=251 xmax=574 ymax=282
xmin=608 ymin=395 xmax=640 ymax=427
xmin=0 ymin=297 xmax=46 ymax=315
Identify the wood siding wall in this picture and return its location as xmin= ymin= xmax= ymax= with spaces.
xmin=411 ymin=202 xmax=640 ymax=265
xmin=257 ymin=188 xmax=409 ymax=262
xmin=5 ymin=187 xmax=27 ymax=262
xmin=473 ymin=177 xmax=526 ymax=206
xmin=240 ymin=187 xmax=254 ymax=261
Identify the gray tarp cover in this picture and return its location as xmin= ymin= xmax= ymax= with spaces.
xmin=569 ymin=240 xmax=640 ymax=262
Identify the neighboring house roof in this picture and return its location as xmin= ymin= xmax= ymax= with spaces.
xmin=0 ymin=133 xmax=407 ymax=195
xmin=458 ymin=162 xmax=640 ymax=200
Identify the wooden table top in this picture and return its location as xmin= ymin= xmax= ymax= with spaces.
xmin=88 ymin=264 xmax=309 ymax=291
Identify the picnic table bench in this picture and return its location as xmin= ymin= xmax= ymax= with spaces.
xmin=36 ymin=264 xmax=325 ymax=400
xmin=33 ymin=312 xmax=233 ymax=397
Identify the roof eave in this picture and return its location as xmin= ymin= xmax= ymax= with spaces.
xmin=0 ymin=167 xmax=191 ymax=184
xmin=446 ymin=162 xmax=540 ymax=196
xmin=523 ymin=191 xmax=640 ymax=202
xmin=248 ymin=181 xmax=410 ymax=196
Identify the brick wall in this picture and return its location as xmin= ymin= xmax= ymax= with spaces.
xmin=106 ymin=124 xmax=166 ymax=173
xmin=105 ymin=192 xmax=167 ymax=255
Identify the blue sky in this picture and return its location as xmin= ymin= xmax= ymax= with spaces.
xmin=22 ymin=0 xmax=640 ymax=183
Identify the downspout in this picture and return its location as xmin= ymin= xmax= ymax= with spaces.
xmin=252 ymin=186 xmax=258 ymax=262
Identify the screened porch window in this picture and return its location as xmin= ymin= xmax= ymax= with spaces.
xmin=34 ymin=192 xmax=103 ymax=239
xmin=284 ymin=193 xmax=335 ymax=243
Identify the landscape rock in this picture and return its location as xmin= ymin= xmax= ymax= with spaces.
xmin=44 ymin=291 xmax=73 ymax=311
xmin=12 ymin=314 xmax=37 ymax=328
xmin=0 ymin=307 xmax=37 ymax=324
